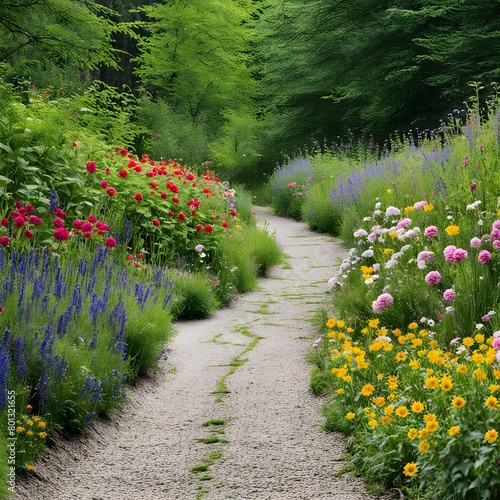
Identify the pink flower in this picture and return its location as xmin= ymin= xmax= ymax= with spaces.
xmin=417 ymin=251 xmax=434 ymax=262
xmin=478 ymin=250 xmax=492 ymax=264
xmin=492 ymin=337 xmax=500 ymax=350
xmin=414 ymin=200 xmax=426 ymax=210
xmin=451 ymin=248 xmax=468 ymax=262
xmin=88 ymin=213 xmax=97 ymax=223
xmin=24 ymin=229 xmax=34 ymax=239
xmin=1 ymin=218 xmax=8 ymax=227
xmin=491 ymin=229 xmax=500 ymax=240
xmin=444 ymin=245 xmax=457 ymax=262
xmin=492 ymin=220 xmax=500 ymax=230
xmin=13 ymin=216 xmax=26 ymax=228
xmin=53 ymin=217 xmax=65 ymax=228
xmin=425 ymin=271 xmax=441 ymax=285
xmin=470 ymin=182 xmax=477 ymax=191
xmin=53 ymin=228 xmax=70 ymax=241
xmin=54 ymin=208 xmax=66 ymax=219
xmin=443 ymin=289 xmax=455 ymax=302
xmin=29 ymin=215 xmax=42 ymax=226
xmin=493 ymin=240 xmax=500 ymax=250
xmin=424 ymin=226 xmax=438 ymax=238
xmin=86 ymin=161 xmax=97 ymax=173
xmin=104 ymin=238 xmax=117 ymax=248
xmin=372 ymin=293 xmax=394 ymax=314
xmin=396 ymin=218 xmax=412 ymax=229
xmin=0 ymin=236 xmax=9 ymax=247
xmin=81 ymin=222 xmax=93 ymax=232
xmin=470 ymin=237 xmax=481 ymax=248
xmin=385 ymin=206 xmax=401 ymax=217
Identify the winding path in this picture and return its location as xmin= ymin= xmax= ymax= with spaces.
xmin=16 ymin=207 xmax=383 ymax=500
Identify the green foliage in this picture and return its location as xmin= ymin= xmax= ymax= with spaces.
xmin=245 ymin=223 xmax=283 ymax=276
xmin=302 ymin=182 xmax=343 ymax=235
xmin=171 ymin=272 xmax=220 ymax=320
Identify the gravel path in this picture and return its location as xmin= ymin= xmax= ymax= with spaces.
xmin=15 ymin=206 xmax=385 ymax=500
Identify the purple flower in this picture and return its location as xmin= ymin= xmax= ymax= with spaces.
xmin=443 ymin=289 xmax=455 ymax=302
xmin=478 ymin=250 xmax=492 ymax=264
xmin=396 ymin=218 xmax=412 ymax=229
xmin=417 ymin=251 xmax=434 ymax=262
xmin=425 ymin=271 xmax=441 ymax=285
xmin=424 ymin=226 xmax=438 ymax=238
xmin=492 ymin=337 xmax=500 ymax=350
xmin=372 ymin=293 xmax=394 ymax=313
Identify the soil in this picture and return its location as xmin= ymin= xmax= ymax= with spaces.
xmin=14 ymin=206 xmax=390 ymax=500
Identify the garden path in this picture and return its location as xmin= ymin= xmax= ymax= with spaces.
xmin=15 ymin=206 xmax=384 ymax=500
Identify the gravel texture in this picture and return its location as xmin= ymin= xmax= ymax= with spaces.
xmin=15 ymin=206 xmax=388 ymax=500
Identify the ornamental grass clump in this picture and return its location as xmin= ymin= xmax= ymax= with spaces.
xmin=316 ymin=318 xmax=500 ymax=499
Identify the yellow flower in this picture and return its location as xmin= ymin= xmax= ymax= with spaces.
xmin=411 ymin=401 xmax=425 ymax=413
xmin=489 ymin=384 xmax=500 ymax=393
xmin=368 ymin=419 xmax=378 ymax=428
xmin=485 ymin=396 xmax=498 ymax=409
xmin=408 ymin=322 xmax=418 ymax=330
xmin=368 ymin=319 xmax=380 ymax=329
xmin=423 ymin=203 xmax=434 ymax=211
xmin=16 ymin=427 xmax=25 ymax=433
xmin=404 ymin=206 xmax=414 ymax=213
xmin=326 ymin=318 xmax=336 ymax=328
xmin=448 ymin=426 xmax=460 ymax=436
xmin=419 ymin=441 xmax=430 ymax=452
xmin=462 ymin=337 xmax=474 ymax=347
xmin=475 ymin=333 xmax=485 ymax=343
xmin=407 ymin=428 xmax=418 ymax=440
xmin=471 ymin=351 xmax=484 ymax=364
xmin=39 ymin=432 xmax=47 ymax=439
xmin=387 ymin=189 xmax=393 ymax=194
xmin=418 ymin=428 xmax=429 ymax=439
xmin=409 ymin=360 xmax=420 ymax=370
xmin=346 ymin=412 xmax=356 ymax=420
xmin=372 ymin=396 xmax=385 ymax=407
xmin=38 ymin=421 xmax=46 ymax=429
xmin=452 ymin=396 xmax=466 ymax=408
xmin=360 ymin=384 xmax=375 ymax=396
xmin=445 ymin=224 xmax=460 ymax=236
xmin=383 ymin=248 xmax=394 ymax=254
xmin=423 ymin=413 xmax=437 ymax=422
xmin=337 ymin=320 xmax=346 ymax=328
xmin=473 ymin=368 xmax=487 ymax=381
xmin=484 ymin=429 xmax=498 ymax=444
xmin=388 ymin=231 xmax=398 ymax=239
xmin=377 ymin=373 xmax=385 ymax=380
xmin=424 ymin=376 xmax=439 ymax=389
xmin=26 ymin=404 xmax=33 ymax=410
xmin=395 ymin=406 xmax=409 ymax=418
xmin=403 ymin=462 xmax=418 ymax=477
xmin=456 ymin=364 xmax=468 ymax=374
xmin=412 ymin=338 xmax=423 ymax=348
xmin=337 ymin=388 xmax=345 ymax=395
xmin=426 ymin=420 xmax=439 ymax=432
xmin=26 ymin=464 xmax=35 ymax=472
xmin=26 ymin=430 xmax=33 ymax=437
xmin=395 ymin=352 xmax=408 ymax=362
xmin=440 ymin=375 xmax=453 ymax=392
xmin=27 ymin=420 xmax=33 ymax=426
xmin=384 ymin=405 xmax=395 ymax=416
xmin=380 ymin=416 xmax=391 ymax=425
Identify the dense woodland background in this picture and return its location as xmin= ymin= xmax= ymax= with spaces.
xmin=1 ymin=0 xmax=500 ymax=183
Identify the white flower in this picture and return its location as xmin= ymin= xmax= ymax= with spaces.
xmin=361 ymin=249 xmax=374 ymax=258
xmin=493 ymin=330 xmax=500 ymax=338
xmin=401 ymin=245 xmax=411 ymax=252
xmin=445 ymin=306 xmax=455 ymax=314
xmin=427 ymin=319 xmax=435 ymax=327
xmin=375 ymin=202 xmax=381 ymax=209
xmin=476 ymin=323 xmax=485 ymax=330
xmin=363 ymin=216 xmax=371 ymax=222
xmin=457 ymin=345 xmax=466 ymax=354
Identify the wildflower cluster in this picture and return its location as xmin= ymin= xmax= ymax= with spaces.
xmin=322 ymin=318 xmax=500 ymax=498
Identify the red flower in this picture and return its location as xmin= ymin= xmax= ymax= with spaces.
xmin=53 ymin=228 xmax=70 ymax=241
xmin=83 ymin=231 xmax=92 ymax=239
xmin=230 ymin=209 xmax=237 ymax=217
xmin=137 ymin=253 xmax=143 ymax=259
xmin=195 ymin=224 xmax=203 ymax=231
xmin=168 ymin=211 xmax=174 ymax=217
xmin=203 ymin=187 xmax=210 ymax=194
xmin=186 ymin=173 xmax=195 ymax=181
xmin=152 ymin=219 xmax=160 ymax=227
xmin=1 ymin=218 xmax=8 ymax=227
xmin=104 ymin=237 xmax=117 ymax=248
xmin=54 ymin=208 xmax=66 ymax=219
xmin=204 ymin=225 xmax=213 ymax=233
xmin=15 ymin=201 xmax=23 ymax=208
xmin=96 ymin=222 xmax=109 ymax=231
xmin=107 ymin=188 xmax=117 ymax=197
xmin=0 ymin=236 xmax=10 ymax=247
xmin=118 ymin=169 xmax=128 ymax=178
xmin=105 ymin=168 xmax=111 ymax=175
xmin=134 ymin=193 xmax=143 ymax=203
xmin=150 ymin=182 xmax=157 ymax=190
xmin=222 ymin=221 xmax=228 ymax=228
xmin=24 ymin=229 xmax=34 ymax=238
xmin=135 ymin=166 xmax=142 ymax=173
xmin=127 ymin=160 xmax=137 ymax=169
xmin=26 ymin=204 xmax=34 ymax=213
xmin=86 ymin=161 xmax=97 ymax=173
xmin=53 ymin=217 xmax=65 ymax=228
xmin=160 ymin=192 xmax=167 ymax=199
xmin=178 ymin=212 xmax=186 ymax=221
xmin=100 ymin=180 xmax=109 ymax=189
xmin=82 ymin=222 xmax=93 ymax=232
xmin=190 ymin=210 xmax=196 ymax=217
xmin=29 ymin=215 xmax=42 ymax=225
xmin=13 ymin=216 xmax=26 ymax=228
xmin=126 ymin=254 xmax=133 ymax=261
xmin=172 ymin=196 xmax=179 ymax=204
